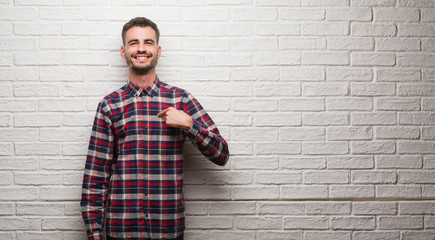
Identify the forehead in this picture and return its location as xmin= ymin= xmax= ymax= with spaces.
xmin=125 ymin=26 xmax=157 ymax=41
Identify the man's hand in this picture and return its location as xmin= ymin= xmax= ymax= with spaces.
xmin=157 ymin=107 xmax=193 ymax=131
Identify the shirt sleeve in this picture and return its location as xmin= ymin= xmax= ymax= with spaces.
xmin=182 ymin=93 xmax=229 ymax=166
xmin=80 ymin=100 xmax=115 ymax=240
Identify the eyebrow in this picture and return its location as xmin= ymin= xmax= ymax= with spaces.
xmin=127 ymin=39 xmax=155 ymax=44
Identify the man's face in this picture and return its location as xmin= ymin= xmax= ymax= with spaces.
xmin=120 ymin=26 xmax=161 ymax=75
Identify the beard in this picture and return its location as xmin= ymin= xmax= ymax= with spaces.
xmin=126 ymin=51 xmax=158 ymax=75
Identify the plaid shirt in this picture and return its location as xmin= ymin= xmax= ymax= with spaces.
xmin=81 ymin=78 xmax=229 ymax=240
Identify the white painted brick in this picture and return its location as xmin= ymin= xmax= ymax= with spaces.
xmin=40 ymin=67 xmax=85 ymax=82
xmin=377 ymin=69 xmax=421 ymax=82
xmin=232 ymin=157 xmax=279 ymax=170
xmin=182 ymin=8 xmax=229 ymax=21
xmin=0 ymin=129 xmax=36 ymax=142
xmin=232 ymin=128 xmax=278 ymax=141
xmin=0 ymin=22 xmax=13 ymax=36
xmin=302 ymin=22 xmax=349 ymax=36
xmin=281 ymin=157 xmax=326 ymax=170
xmin=352 ymin=170 xmax=396 ymax=184
xmin=353 ymin=231 xmax=400 ymax=240
xmin=327 ymin=67 xmax=373 ymax=82
xmin=233 ymin=68 xmax=279 ymax=82
xmin=326 ymin=8 xmax=372 ymax=21
xmin=232 ymin=8 xmax=277 ymax=21
xmin=0 ymin=7 xmax=37 ymax=20
xmin=422 ymin=9 xmax=435 ymax=22
xmin=254 ymin=51 xmax=300 ymax=66
xmin=16 ymin=172 xmax=62 ymax=185
xmin=351 ymin=0 xmax=395 ymax=6
xmin=326 ymin=97 xmax=373 ymax=111
xmin=352 ymin=52 xmax=395 ymax=66
xmin=302 ymin=142 xmax=349 ymax=155
xmin=376 ymin=185 xmax=421 ymax=198
xmin=327 ymin=156 xmax=374 ymax=169
xmin=398 ymin=54 xmax=435 ymax=67
xmin=209 ymin=231 xmax=257 ymax=240
xmin=235 ymin=217 xmax=281 ymax=230
xmin=424 ymin=69 xmax=435 ymax=81
xmin=331 ymin=217 xmax=375 ymax=230
xmin=254 ymin=113 xmax=301 ymax=127
xmin=185 ymin=185 xmax=231 ymax=200
xmin=39 ymin=7 xmax=85 ymax=20
xmin=280 ymin=8 xmax=325 ymax=21
xmin=302 ymin=0 xmax=349 ymax=6
xmin=281 ymin=185 xmax=328 ymax=199
xmin=283 ymin=217 xmax=329 ymax=230
xmin=0 ymin=99 xmax=37 ymax=112
xmin=328 ymin=37 xmax=373 ymax=51
xmin=232 ymin=186 xmax=280 ymax=200
xmin=398 ymin=170 xmax=435 ymax=184
xmin=380 ymin=216 xmax=423 ymax=230
xmin=280 ymin=37 xmax=326 ymax=50
xmin=256 ymin=142 xmax=301 ymax=155
xmin=327 ymin=127 xmax=372 ymax=140
xmin=206 ymin=23 xmax=252 ymax=36
xmin=257 ymin=23 xmax=301 ymax=36
xmin=422 ymin=39 xmax=435 ymax=51
xmin=206 ymin=171 xmax=252 ymax=185
xmin=374 ymin=8 xmax=420 ymax=22
xmin=398 ymin=0 xmax=435 ymax=7
xmin=305 ymin=201 xmax=351 ymax=215
xmin=399 ymin=24 xmax=435 ymax=37
xmin=376 ymin=38 xmax=420 ymax=51
xmin=424 ymin=156 xmax=435 ymax=169
xmin=205 ymin=53 xmax=251 ymax=67
xmin=234 ymin=99 xmax=278 ymax=112
xmin=329 ymin=185 xmax=375 ymax=198
xmin=209 ymin=202 xmax=255 ymax=215
xmin=353 ymin=202 xmax=397 ymax=215
xmin=0 ymin=187 xmax=38 ymax=201
xmin=303 ymin=112 xmax=349 ymax=126
xmin=399 ymin=112 xmax=435 ymax=125
xmin=255 ymin=172 xmax=302 ymax=184
xmin=39 ymin=99 xmax=87 ymax=112
xmin=422 ymin=127 xmax=435 ymax=140
xmin=376 ymin=98 xmax=421 ymax=111
xmin=232 ymin=38 xmax=278 ymax=51
xmin=352 ymin=83 xmax=395 ymax=96
xmin=0 ymin=173 xmax=12 ymax=185
xmin=281 ymin=127 xmax=325 ymax=141
xmin=14 ymin=23 xmax=61 ymax=35
xmin=306 ymin=232 xmax=351 ymax=240
xmin=15 ymin=0 xmax=60 ymax=5
xmin=0 ymin=114 xmax=10 ymax=127
xmin=352 ymin=112 xmax=397 ymax=125
xmin=0 ymin=158 xmax=38 ymax=171
xmin=304 ymin=171 xmax=348 ymax=184
xmin=16 ymin=203 xmax=64 ymax=216
xmin=352 ymin=23 xmax=396 ymax=37
xmin=15 ymin=143 xmax=61 ymax=156
xmin=399 ymin=201 xmax=435 ymax=214
xmin=0 ymin=143 xmax=12 ymax=156
xmin=258 ymin=231 xmax=303 ymax=240
xmin=42 ymin=217 xmax=84 ymax=230
xmin=14 ymin=83 xmax=60 ymax=97
xmin=40 ymin=37 xmax=87 ymax=50
xmin=352 ymin=141 xmax=396 ymax=154
xmin=0 ymin=203 xmax=14 ymax=215
xmin=14 ymin=113 xmax=61 ymax=127
xmin=257 ymin=202 xmax=304 ymax=215
xmin=255 ymin=83 xmax=300 ymax=97
xmin=40 ymin=186 xmax=81 ymax=201
xmin=376 ymin=155 xmax=423 ymax=169
xmin=375 ymin=126 xmax=420 ymax=139
xmin=256 ymin=0 xmax=300 ymax=6
xmin=15 ymin=51 xmax=61 ymax=66
xmin=302 ymin=52 xmax=349 ymax=66
xmin=0 ymin=218 xmax=41 ymax=230
xmin=423 ymin=185 xmax=435 ymax=198
xmin=280 ymin=98 xmax=325 ymax=111
xmin=0 ymin=38 xmax=37 ymax=50
xmin=210 ymin=113 xmax=251 ymax=126
xmin=62 ymin=22 xmax=109 ymax=36
xmin=402 ymin=231 xmax=435 ymax=240
xmin=207 ymin=0 xmax=250 ymax=5
xmin=281 ymin=67 xmax=324 ymax=81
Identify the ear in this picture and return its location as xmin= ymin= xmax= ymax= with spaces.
xmin=157 ymin=45 xmax=161 ymax=58
xmin=120 ymin=45 xmax=126 ymax=59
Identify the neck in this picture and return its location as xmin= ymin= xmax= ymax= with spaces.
xmin=128 ymin=69 xmax=157 ymax=89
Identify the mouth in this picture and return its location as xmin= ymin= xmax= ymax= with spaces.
xmin=133 ymin=54 xmax=151 ymax=61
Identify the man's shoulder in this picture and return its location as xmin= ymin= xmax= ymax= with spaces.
xmin=159 ymin=81 xmax=189 ymax=96
xmin=99 ymin=83 xmax=129 ymax=105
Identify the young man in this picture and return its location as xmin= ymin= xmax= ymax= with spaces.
xmin=80 ymin=17 xmax=229 ymax=240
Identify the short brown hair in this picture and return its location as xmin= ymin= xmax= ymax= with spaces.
xmin=122 ymin=17 xmax=160 ymax=45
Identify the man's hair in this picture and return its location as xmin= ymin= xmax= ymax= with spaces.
xmin=122 ymin=17 xmax=160 ymax=45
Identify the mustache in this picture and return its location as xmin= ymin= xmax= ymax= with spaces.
xmin=132 ymin=51 xmax=152 ymax=57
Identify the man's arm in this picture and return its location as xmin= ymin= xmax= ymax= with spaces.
xmin=80 ymin=100 xmax=115 ymax=240
xmin=158 ymin=93 xmax=229 ymax=166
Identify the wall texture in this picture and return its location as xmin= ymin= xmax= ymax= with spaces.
xmin=1 ymin=0 xmax=435 ymax=239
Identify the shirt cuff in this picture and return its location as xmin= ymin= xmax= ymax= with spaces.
xmin=185 ymin=119 xmax=200 ymax=139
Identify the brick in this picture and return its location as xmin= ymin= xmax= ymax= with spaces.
xmin=422 ymin=39 xmax=435 ymax=51
xmin=398 ymin=54 xmax=435 ymax=67
xmin=0 ymin=53 xmax=12 ymax=66
xmin=352 ymin=83 xmax=395 ymax=96
xmin=326 ymin=8 xmax=372 ymax=21
xmin=352 ymin=52 xmax=395 ymax=66
xmin=206 ymin=171 xmax=252 ymax=185
xmin=40 ymin=186 xmax=82 ymax=201
xmin=280 ymin=98 xmax=325 ymax=111
xmin=304 ymin=171 xmax=348 ymax=184
xmin=258 ymin=231 xmax=303 ymax=240
xmin=0 ymin=173 xmax=12 ymax=185
xmin=233 ymin=68 xmax=279 ymax=82
xmin=422 ymin=9 xmax=435 ymax=22
xmin=0 ymin=143 xmax=12 ymax=156
xmin=0 ymin=187 xmax=38 ymax=200
xmin=256 ymin=0 xmax=300 ymax=6
xmin=280 ymin=8 xmax=325 ymax=20
xmin=234 ymin=99 xmax=278 ymax=112
xmin=375 ymin=126 xmax=420 ymax=139
xmin=327 ymin=156 xmax=374 ymax=169
xmin=283 ymin=217 xmax=329 ymax=230
xmin=281 ymin=37 xmax=326 ymax=50
xmin=426 ymin=216 xmax=435 ymax=228
xmin=353 ymin=231 xmax=400 ymax=240
xmin=236 ymin=217 xmax=281 ymax=230
xmin=255 ymin=83 xmax=300 ymax=97
xmin=302 ymin=0 xmax=349 ymax=6
xmin=281 ymin=185 xmax=328 ymax=199
xmin=303 ymin=112 xmax=349 ymax=126
xmin=256 ymin=142 xmax=301 ymax=155
xmin=326 ymin=97 xmax=372 ymax=111
xmin=423 ymin=69 xmax=435 ymax=81
xmin=376 ymin=98 xmax=421 ymax=111
xmin=398 ymin=0 xmax=435 ymax=7
xmin=14 ymin=23 xmax=61 ymax=35
xmin=0 ymin=22 xmax=12 ymax=36
xmin=232 ymin=186 xmax=280 ymax=200
xmin=14 ymin=83 xmax=60 ymax=97
xmin=376 ymin=38 xmax=420 ymax=51
xmin=257 ymin=202 xmax=304 ymax=215
xmin=302 ymin=52 xmax=349 ymax=66
xmin=15 ymin=172 xmax=62 ymax=185
xmin=40 ymin=37 xmax=87 ymax=50
xmin=353 ymin=202 xmax=397 ymax=215
xmin=40 ymin=67 xmax=85 ymax=82
xmin=398 ymin=171 xmax=435 ymax=184
xmin=399 ymin=24 xmax=435 ymax=37
xmin=424 ymin=156 xmax=435 ymax=169
xmin=376 ymin=185 xmax=421 ymax=198
xmin=327 ymin=127 xmax=372 ymax=140
xmin=232 ymin=128 xmax=278 ymax=141
xmin=42 ymin=217 xmax=84 ymax=230
xmin=352 ymin=170 xmax=397 ymax=184
xmin=374 ymin=8 xmax=420 ymax=22
xmin=16 ymin=203 xmax=64 ymax=216
xmin=281 ymin=157 xmax=326 ymax=170
xmin=254 ymin=113 xmax=301 ymax=127
xmin=423 ymin=185 xmax=435 ymax=198
xmin=352 ymin=23 xmax=396 ymax=37
xmin=380 ymin=216 xmax=423 ymax=230
xmin=0 ymin=129 xmax=37 ymax=142
xmin=254 ymin=51 xmax=300 ymax=66
xmin=402 ymin=231 xmax=435 ymax=240
xmin=206 ymin=23 xmax=252 ymax=37
xmin=328 ymin=37 xmax=373 ymax=51
xmin=15 ymin=0 xmax=60 ymax=5
xmin=0 ymin=158 xmax=38 ymax=170
xmin=209 ymin=202 xmax=255 ymax=215
xmin=62 ymin=22 xmax=109 ymax=36
xmin=0 ymin=218 xmax=40 ymax=230
xmin=302 ymin=142 xmax=349 ymax=155
xmin=208 ymin=231 xmax=256 ymax=240
xmin=329 ymin=185 xmax=375 ymax=198
xmin=182 ymin=8 xmax=229 ymax=21
xmin=39 ymin=7 xmax=85 ymax=20
xmin=352 ymin=0 xmax=395 ymax=6
xmin=233 ymin=8 xmax=277 ymax=21
xmin=256 ymin=23 xmax=301 ymax=36
xmin=306 ymin=232 xmax=350 ymax=240
xmin=331 ymin=217 xmax=376 ymax=230
xmin=399 ymin=201 xmax=435 ymax=214
xmin=399 ymin=113 xmax=435 ymax=125
xmin=281 ymin=67 xmax=324 ymax=81
xmin=14 ymin=113 xmax=61 ymax=127
xmin=377 ymin=69 xmax=420 ymax=82
xmin=352 ymin=112 xmax=396 ymax=125
xmin=0 ymin=38 xmax=37 ymax=50
xmin=280 ymin=127 xmax=325 ymax=141
xmin=305 ymin=202 xmax=351 ymax=215
xmin=377 ymin=155 xmax=423 ymax=169
xmin=328 ymin=67 xmax=374 ymax=82
xmin=0 ymin=203 xmax=14 ymax=215
xmin=399 ymin=84 xmax=435 ymax=96
xmin=15 ymin=143 xmax=61 ymax=156
xmin=211 ymin=113 xmax=251 ymax=127
xmin=255 ymin=172 xmax=301 ymax=184
xmin=15 ymin=51 xmax=61 ymax=66
xmin=302 ymin=22 xmax=349 ymax=36
xmin=0 ymin=7 xmax=37 ymax=20
xmin=352 ymin=141 xmax=396 ymax=154
xmin=232 ymin=157 xmax=279 ymax=170
xmin=422 ymin=127 xmax=435 ymax=140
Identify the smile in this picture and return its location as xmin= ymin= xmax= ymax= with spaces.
xmin=133 ymin=55 xmax=151 ymax=61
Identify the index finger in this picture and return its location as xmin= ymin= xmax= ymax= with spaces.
xmin=157 ymin=108 xmax=170 ymax=117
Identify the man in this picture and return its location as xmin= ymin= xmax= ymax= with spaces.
xmin=80 ymin=17 xmax=229 ymax=240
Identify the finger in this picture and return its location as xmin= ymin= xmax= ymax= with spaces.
xmin=157 ymin=108 xmax=170 ymax=117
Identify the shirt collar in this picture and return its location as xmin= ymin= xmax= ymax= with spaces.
xmin=127 ymin=77 xmax=161 ymax=98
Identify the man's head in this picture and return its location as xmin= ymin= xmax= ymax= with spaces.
xmin=122 ymin=17 xmax=160 ymax=45
xmin=120 ymin=17 xmax=161 ymax=76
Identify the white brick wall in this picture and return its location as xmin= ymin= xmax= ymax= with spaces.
xmin=1 ymin=1 xmax=435 ymax=239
